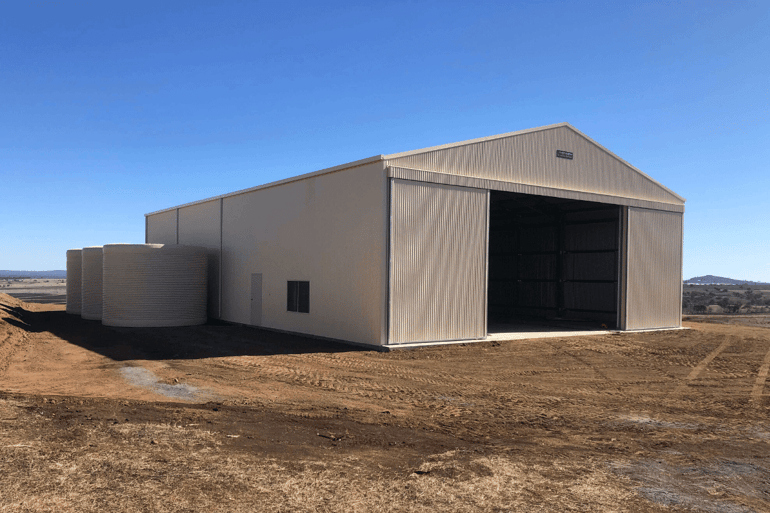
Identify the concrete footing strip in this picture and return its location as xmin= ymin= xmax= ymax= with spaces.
xmin=385 ymin=327 xmax=687 ymax=350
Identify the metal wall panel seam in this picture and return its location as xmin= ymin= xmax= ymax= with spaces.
xmin=387 ymin=167 xmax=684 ymax=213
xmin=175 ymin=208 xmax=179 ymax=244
xmin=385 ymin=176 xmax=392 ymax=345
xmin=387 ymin=178 xmax=393 ymax=343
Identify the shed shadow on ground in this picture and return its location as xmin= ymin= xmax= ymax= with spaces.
xmin=0 ymin=302 xmax=370 ymax=362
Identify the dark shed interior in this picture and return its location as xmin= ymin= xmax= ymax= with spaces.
xmin=487 ymin=190 xmax=621 ymax=329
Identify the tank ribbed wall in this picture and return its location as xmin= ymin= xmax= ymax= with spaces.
xmin=81 ymin=246 xmax=103 ymax=320
xmin=65 ymin=249 xmax=82 ymax=315
xmin=102 ymin=244 xmax=208 ymax=327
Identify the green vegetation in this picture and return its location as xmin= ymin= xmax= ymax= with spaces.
xmin=682 ymin=284 xmax=770 ymax=314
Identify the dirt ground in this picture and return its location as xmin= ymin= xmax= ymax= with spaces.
xmin=1 ymin=293 xmax=769 ymax=512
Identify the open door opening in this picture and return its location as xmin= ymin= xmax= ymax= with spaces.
xmin=487 ymin=190 xmax=621 ymax=334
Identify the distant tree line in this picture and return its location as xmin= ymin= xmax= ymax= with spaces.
xmin=683 ymin=285 xmax=770 ymax=314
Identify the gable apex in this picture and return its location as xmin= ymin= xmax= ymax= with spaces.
xmin=384 ymin=123 xmax=685 ymax=208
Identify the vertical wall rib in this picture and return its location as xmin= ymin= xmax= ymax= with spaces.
xmin=389 ymin=179 xmax=487 ymax=343
xmin=617 ymin=206 xmax=629 ymax=329
xmin=626 ymin=208 xmax=683 ymax=329
xmin=177 ymin=200 xmax=222 ymax=319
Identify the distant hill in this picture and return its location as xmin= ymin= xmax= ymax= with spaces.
xmin=685 ymin=275 xmax=770 ymax=285
xmin=0 ymin=270 xmax=66 ymax=279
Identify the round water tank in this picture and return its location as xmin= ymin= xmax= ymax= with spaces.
xmin=81 ymin=246 xmax=103 ymax=320
xmin=102 ymin=244 xmax=208 ymax=327
xmin=65 ymin=249 xmax=82 ymax=315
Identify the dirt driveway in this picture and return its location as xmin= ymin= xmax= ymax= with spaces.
xmin=1 ymin=293 xmax=769 ymax=512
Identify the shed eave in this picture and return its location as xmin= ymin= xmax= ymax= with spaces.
xmin=145 ymin=154 xmax=385 ymax=217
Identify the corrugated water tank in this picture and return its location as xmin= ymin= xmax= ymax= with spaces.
xmin=81 ymin=246 xmax=103 ymax=320
xmin=65 ymin=249 xmax=82 ymax=315
xmin=102 ymin=244 xmax=208 ymax=327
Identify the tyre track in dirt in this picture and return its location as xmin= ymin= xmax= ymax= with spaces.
xmin=225 ymin=332 xmax=752 ymax=432
xmin=221 ymin=353 xmax=595 ymax=402
xmin=750 ymin=343 xmax=770 ymax=406
xmin=672 ymin=338 xmax=733 ymax=395
xmin=213 ymin=350 xmax=686 ymax=433
xmin=218 ymin=357 xmax=524 ymax=425
xmin=227 ymin=337 xmax=680 ymax=409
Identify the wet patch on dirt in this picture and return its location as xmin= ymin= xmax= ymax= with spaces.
xmin=118 ymin=366 xmax=212 ymax=401
xmin=612 ymin=458 xmax=769 ymax=513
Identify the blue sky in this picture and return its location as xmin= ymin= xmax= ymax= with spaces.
xmin=1 ymin=1 xmax=768 ymax=281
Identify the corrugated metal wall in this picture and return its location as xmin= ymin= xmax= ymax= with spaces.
xmin=389 ymin=179 xmax=488 ymax=344
xmin=386 ymin=125 xmax=683 ymax=209
xmin=177 ymin=200 xmax=221 ymax=318
xmin=146 ymin=210 xmax=178 ymax=244
xmin=625 ymin=208 xmax=683 ymax=329
xmin=220 ymin=161 xmax=389 ymax=346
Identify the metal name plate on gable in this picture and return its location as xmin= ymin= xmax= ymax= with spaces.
xmin=556 ymin=150 xmax=573 ymax=160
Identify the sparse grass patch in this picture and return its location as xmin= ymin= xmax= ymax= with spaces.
xmin=1 ymin=404 xmax=644 ymax=513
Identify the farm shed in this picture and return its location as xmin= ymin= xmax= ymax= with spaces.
xmin=145 ymin=123 xmax=685 ymax=348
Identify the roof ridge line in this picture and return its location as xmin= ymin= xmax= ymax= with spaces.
xmin=382 ymin=122 xmax=570 ymax=160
